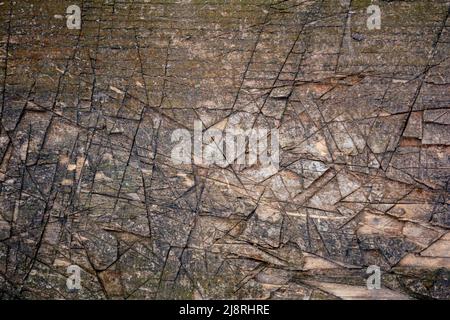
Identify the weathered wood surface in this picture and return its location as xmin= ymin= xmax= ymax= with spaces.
xmin=0 ymin=0 xmax=449 ymax=299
